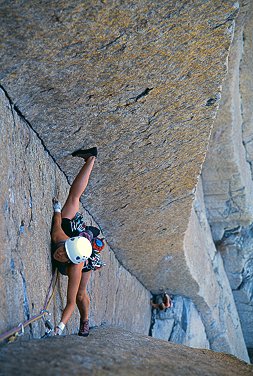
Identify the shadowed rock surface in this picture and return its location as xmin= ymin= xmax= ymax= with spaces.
xmin=0 ymin=327 xmax=252 ymax=376
xmin=202 ymin=0 xmax=253 ymax=357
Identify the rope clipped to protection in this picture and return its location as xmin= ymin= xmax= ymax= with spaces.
xmin=0 ymin=270 xmax=59 ymax=343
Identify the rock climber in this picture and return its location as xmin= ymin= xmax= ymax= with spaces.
xmin=51 ymin=147 xmax=100 ymax=337
xmin=150 ymin=292 xmax=173 ymax=311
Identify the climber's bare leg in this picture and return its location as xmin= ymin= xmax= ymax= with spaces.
xmin=62 ymin=156 xmax=96 ymax=219
xmin=76 ymin=270 xmax=92 ymax=321
xmin=59 ymin=263 xmax=84 ymax=325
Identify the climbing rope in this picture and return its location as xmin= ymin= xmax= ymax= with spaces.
xmin=0 ymin=269 xmax=59 ymax=343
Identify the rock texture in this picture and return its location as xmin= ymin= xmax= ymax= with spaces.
xmin=150 ymin=174 xmax=249 ymax=361
xmin=202 ymin=0 xmax=253 ymax=240
xmin=184 ymin=177 xmax=248 ymax=360
xmin=217 ymin=225 xmax=253 ymax=349
xmin=0 ymin=79 xmax=246 ymax=361
xmin=1 ymin=327 xmax=253 ymax=376
xmin=150 ymin=295 xmax=209 ymax=349
xmin=0 ymin=0 xmax=252 ymax=365
xmin=202 ymin=0 xmax=253 ymax=358
xmin=0 ymin=0 xmax=239 ymax=292
xmin=0 ymin=87 xmax=151 ymax=338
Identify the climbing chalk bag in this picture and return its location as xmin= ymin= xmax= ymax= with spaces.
xmin=92 ymin=238 xmax=105 ymax=252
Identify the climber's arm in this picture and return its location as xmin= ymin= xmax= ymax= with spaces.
xmin=51 ymin=212 xmax=69 ymax=244
xmin=150 ymin=299 xmax=159 ymax=309
xmin=51 ymin=199 xmax=69 ymax=243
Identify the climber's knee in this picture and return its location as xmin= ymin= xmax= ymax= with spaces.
xmin=76 ymin=289 xmax=89 ymax=303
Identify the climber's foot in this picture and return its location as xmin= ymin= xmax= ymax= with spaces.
xmin=72 ymin=147 xmax=97 ymax=161
xmin=78 ymin=319 xmax=89 ymax=337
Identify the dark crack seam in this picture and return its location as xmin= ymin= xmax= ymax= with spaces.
xmin=0 ymin=84 xmax=71 ymax=186
xmin=239 ymin=32 xmax=253 ymax=180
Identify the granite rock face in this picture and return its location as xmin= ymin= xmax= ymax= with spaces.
xmin=0 ymin=71 xmax=246 ymax=362
xmin=149 ymin=175 xmax=249 ymax=361
xmin=0 ymin=0 xmax=252 ymax=364
xmin=202 ymin=1 xmax=253 ymax=240
xmin=150 ymin=295 xmax=209 ymax=349
xmin=184 ymin=177 xmax=247 ymax=360
xmin=202 ymin=0 xmax=253 ymax=357
xmin=1 ymin=327 xmax=253 ymax=376
xmin=0 ymin=0 xmax=239 ymax=292
xmin=0 ymin=88 xmax=151 ymax=339
xmin=217 ymin=225 xmax=253 ymax=349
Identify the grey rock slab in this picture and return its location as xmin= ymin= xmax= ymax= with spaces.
xmin=202 ymin=0 xmax=253 ymax=236
xmin=218 ymin=224 xmax=253 ymax=348
xmin=184 ymin=177 xmax=248 ymax=361
xmin=151 ymin=296 xmax=209 ymax=348
xmin=0 ymin=327 xmax=253 ymax=376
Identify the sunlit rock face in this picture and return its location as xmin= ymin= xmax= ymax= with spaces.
xmin=0 ymin=0 xmax=238 ymax=292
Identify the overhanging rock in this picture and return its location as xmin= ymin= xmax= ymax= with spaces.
xmin=0 ymin=0 xmax=249 ymax=362
xmin=0 ymin=0 xmax=239 ymax=292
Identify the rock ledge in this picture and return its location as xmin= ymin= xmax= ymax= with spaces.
xmin=0 ymin=327 xmax=252 ymax=376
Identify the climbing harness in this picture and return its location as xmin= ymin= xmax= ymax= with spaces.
xmin=0 ymin=270 xmax=59 ymax=343
xmin=70 ymin=212 xmax=86 ymax=233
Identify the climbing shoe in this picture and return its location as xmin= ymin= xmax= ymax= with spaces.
xmin=71 ymin=147 xmax=97 ymax=161
xmin=78 ymin=319 xmax=89 ymax=337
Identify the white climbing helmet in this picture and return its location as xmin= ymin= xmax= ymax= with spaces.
xmin=65 ymin=236 xmax=92 ymax=264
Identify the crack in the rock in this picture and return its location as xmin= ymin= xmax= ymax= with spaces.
xmin=210 ymin=8 xmax=239 ymax=30
xmin=20 ymin=269 xmax=33 ymax=338
xmin=99 ymin=33 xmax=125 ymax=51
xmin=109 ymin=87 xmax=154 ymax=113
xmin=205 ymin=93 xmax=221 ymax=107
xmin=222 ymin=181 xmax=244 ymax=219
xmin=127 ymin=87 xmax=153 ymax=105
xmin=40 ymin=88 xmax=54 ymax=94
xmin=112 ymin=203 xmax=130 ymax=213
xmin=0 ymin=84 xmax=71 ymax=185
xmin=27 ymin=175 xmax=33 ymax=228
xmin=73 ymin=126 xmax=82 ymax=135
xmin=166 ymin=192 xmax=194 ymax=206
